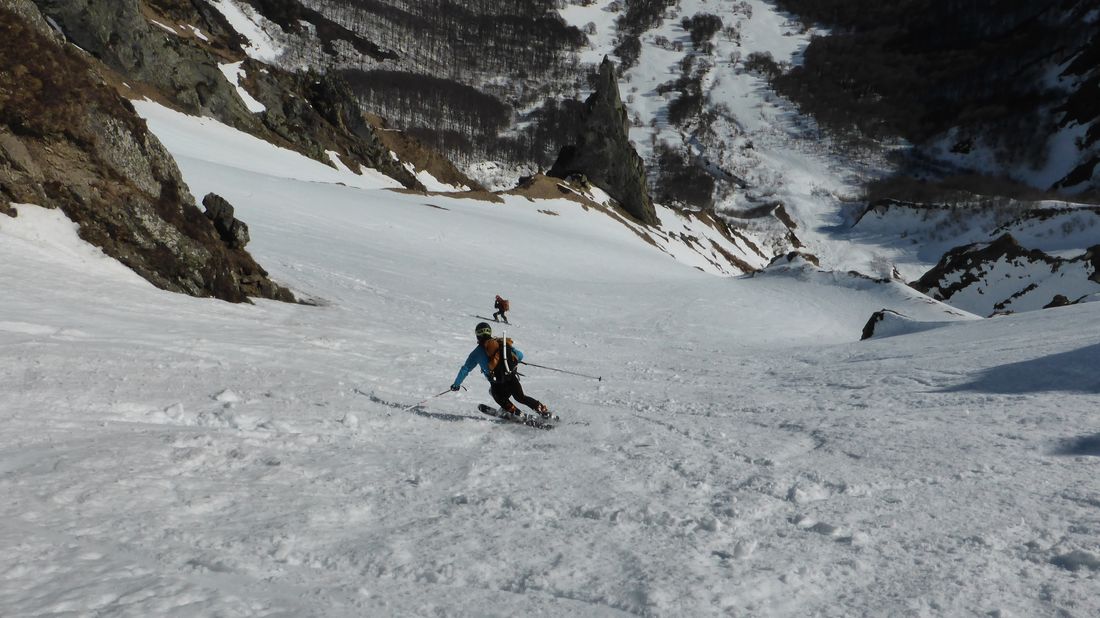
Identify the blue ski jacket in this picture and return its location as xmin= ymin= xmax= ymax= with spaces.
xmin=453 ymin=344 xmax=524 ymax=387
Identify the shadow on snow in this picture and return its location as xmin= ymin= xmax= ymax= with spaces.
xmin=939 ymin=343 xmax=1100 ymax=395
xmin=354 ymin=388 xmax=484 ymax=423
xmin=1052 ymin=434 xmax=1100 ymax=457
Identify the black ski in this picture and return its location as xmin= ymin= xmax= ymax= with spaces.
xmin=477 ymin=404 xmax=554 ymax=430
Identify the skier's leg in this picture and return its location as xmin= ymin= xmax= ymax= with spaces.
xmin=489 ymin=382 xmax=518 ymax=414
xmin=507 ymin=376 xmax=544 ymax=412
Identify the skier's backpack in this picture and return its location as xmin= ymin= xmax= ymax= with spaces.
xmin=483 ymin=337 xmax=518 ymax=381
xmin=496 ymin=297 xmax=510 ymax=312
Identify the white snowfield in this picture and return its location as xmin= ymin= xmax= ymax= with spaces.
xmin=3 ymin=107 xmax=1100 ymax=618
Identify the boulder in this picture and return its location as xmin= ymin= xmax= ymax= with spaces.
xmin=202 ymin=193 xmax=249 ymax=249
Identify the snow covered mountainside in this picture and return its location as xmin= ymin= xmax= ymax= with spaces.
xmin=854 ymin=200 xmax=1100 ymax=315
xmin=4 ymin=101 xmax=1100 ymax=617
xmin=97 ymin=0 xmax=1100 ymax=313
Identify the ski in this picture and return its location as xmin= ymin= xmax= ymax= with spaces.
xmin=473 ymin=315 xmax=513 ymax=326
xmin=477 ymin=404 xmax=554 ymax=430
xmin=477 ymin=403 xmax=559 ymax=424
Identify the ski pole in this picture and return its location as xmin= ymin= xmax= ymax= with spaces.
xmin=520 ymin=361 xmax=602 ymax=382
xmin=401 ymin=388 xmax=457 ymax=412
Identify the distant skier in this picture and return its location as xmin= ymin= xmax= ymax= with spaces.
xmin=492 ymin=295 xmax=510 ymax=324
xmin=451 ymin=322 xmax=551 ymax=419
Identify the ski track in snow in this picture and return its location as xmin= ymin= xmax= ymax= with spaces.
xmin=3 ymin=96 xmax=1100 ymax=618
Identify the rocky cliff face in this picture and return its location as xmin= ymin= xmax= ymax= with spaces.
xmin=239 ymin=60 xmax=418 ymax=188
xmin=32 ymin=0 xmax=419 ymax=189
xmin=549 ymin=57 xmax=656 ymax=226
xmin=0 ymin=1 xmax=292 ymax=302
xmin=35 ymin=0 xmax=251 ymax=123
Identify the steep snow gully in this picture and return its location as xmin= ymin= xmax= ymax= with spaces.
xmin=2 ymin=104 xmax=1100 ymax=617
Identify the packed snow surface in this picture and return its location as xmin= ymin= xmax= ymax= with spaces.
xmin=3 ymin=107 xmax=1100 ymax=617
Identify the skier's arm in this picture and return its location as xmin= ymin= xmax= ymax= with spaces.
xmin=512 ymin=346 xmax=524 ymax=363
xmin=452 ymin=349 xmax=480 ymax=387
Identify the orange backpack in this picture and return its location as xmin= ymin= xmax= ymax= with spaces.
xmin=482 ymin=337 xmax=518 ymax=380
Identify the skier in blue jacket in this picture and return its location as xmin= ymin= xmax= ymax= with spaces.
xmin=451 ymin=322 xmax=550 ymax=418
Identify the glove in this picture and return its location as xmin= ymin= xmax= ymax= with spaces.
xmin=450 ymin=384 xmax=461 ymax=391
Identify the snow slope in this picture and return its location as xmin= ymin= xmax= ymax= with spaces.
xmin=852 ymin=200 xmax=1100 ymax=281
xmin=3 ymin=108 xmax=1100 ymax=617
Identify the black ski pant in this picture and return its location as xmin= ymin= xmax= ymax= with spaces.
xmin=493 ymin=309 xmax=508 ymax=322
xmin=490 ymin=374 xmax=541 ymax=412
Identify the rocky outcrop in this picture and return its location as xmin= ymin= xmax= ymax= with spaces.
xmin=1043 ymin=294 xmax=1072 ymax=309
xmin=0 ymin=1 xmax=292 ymax=303
xmin=1088 ymin=245 xmax=1100 ymax=284
xmin=202 ymin=193 xmax=249 ymax=249
xmin=549 ymin=57 xmax=656 ymax=226
xmin=861 ymin=309 xmax=891 ymax=340
xmin=242 ymin=61 xmax=421 ymax=189
xmin=860 ymin=309 xmax=955 ymax=341
xmin=766 ymin=251 xmax=820 ymax=269
xmin=913 ymin=234 xmax=1100 ymax=316
xmin=34 ymin=0 xmax=253 ymax=125
xmin=913 ymin=234 xmax=1053 ymax=300
xmin=32 ymin=0 xmax=419 ymax=189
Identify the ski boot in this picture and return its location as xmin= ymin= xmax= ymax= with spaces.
xmin=502 ymin=405 xmax=523 ymax=421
